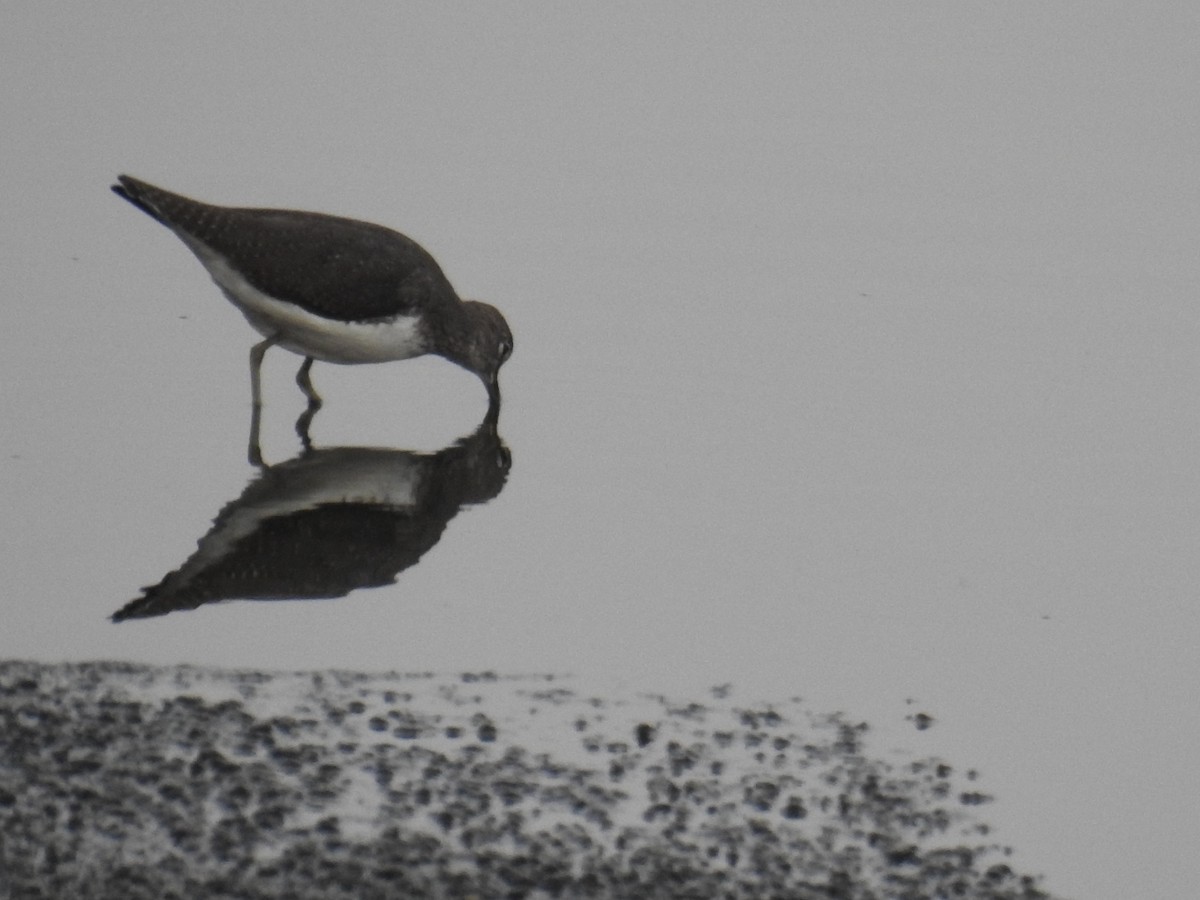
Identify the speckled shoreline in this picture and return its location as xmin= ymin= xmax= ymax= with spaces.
xmin=0 ymin=661 xmax=1053 ymax=899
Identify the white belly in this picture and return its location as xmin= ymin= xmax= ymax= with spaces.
xmin=184 ymin=237 xmax=427 ymax=365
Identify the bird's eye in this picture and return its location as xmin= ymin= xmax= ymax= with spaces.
xmin=499 ymin=340 xmax=512 ymax=361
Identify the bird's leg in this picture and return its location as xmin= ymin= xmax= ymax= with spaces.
xmin=296 ymin=357 xmax=321 ymax=408
xmin=294 ymin=357 xmax=320 ymax=453
xmin=247 ymin=336 xmax=278 ymax=467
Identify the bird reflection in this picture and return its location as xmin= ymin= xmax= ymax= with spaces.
xmin=112 ymin=418 xmax=510 ymax=622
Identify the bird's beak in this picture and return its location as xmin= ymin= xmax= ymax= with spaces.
xmin=484 ymin=373 xmax=501 ymax=422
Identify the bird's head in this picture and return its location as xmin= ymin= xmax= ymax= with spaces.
xmin=454 ymin=301 xmax=513 ymax=411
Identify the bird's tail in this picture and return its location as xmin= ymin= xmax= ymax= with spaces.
xmin=111 ymin=174 xmax=185 ymax=226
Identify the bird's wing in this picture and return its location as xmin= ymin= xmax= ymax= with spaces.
xmin=113 ymin=175 xmax=457 ymax=321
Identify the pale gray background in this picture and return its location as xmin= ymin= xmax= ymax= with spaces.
xmin=3 ymin=4 xmax=1198 ymax=898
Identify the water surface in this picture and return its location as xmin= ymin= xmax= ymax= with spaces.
xmin=3 ymin=6 xmax=1198 ymax=898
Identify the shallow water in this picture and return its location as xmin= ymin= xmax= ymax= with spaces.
xmin=2 ymin=660 xmax=1040 ymax=898
xmin=3 ymin=6 xmax=1199 ymax=898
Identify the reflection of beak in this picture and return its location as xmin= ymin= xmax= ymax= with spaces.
xmin=484 ymin=372 xmax=501 ymax=423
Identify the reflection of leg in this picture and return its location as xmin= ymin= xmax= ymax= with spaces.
xmin=247 ymin=337 xmax=277 ymax=467
xmin=296 ymin=357 xmax=321 ymax=408
xmin=295 ymin=357 xmax=320 ymax=452
xmin=295 ymin=403 xmax=318 ymax=452
xmin=248 ymin=402 xmax=265 ymax=467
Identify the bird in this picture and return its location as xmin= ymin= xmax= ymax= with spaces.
xmin=111 ymin=175 xmax=514 ymax=428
